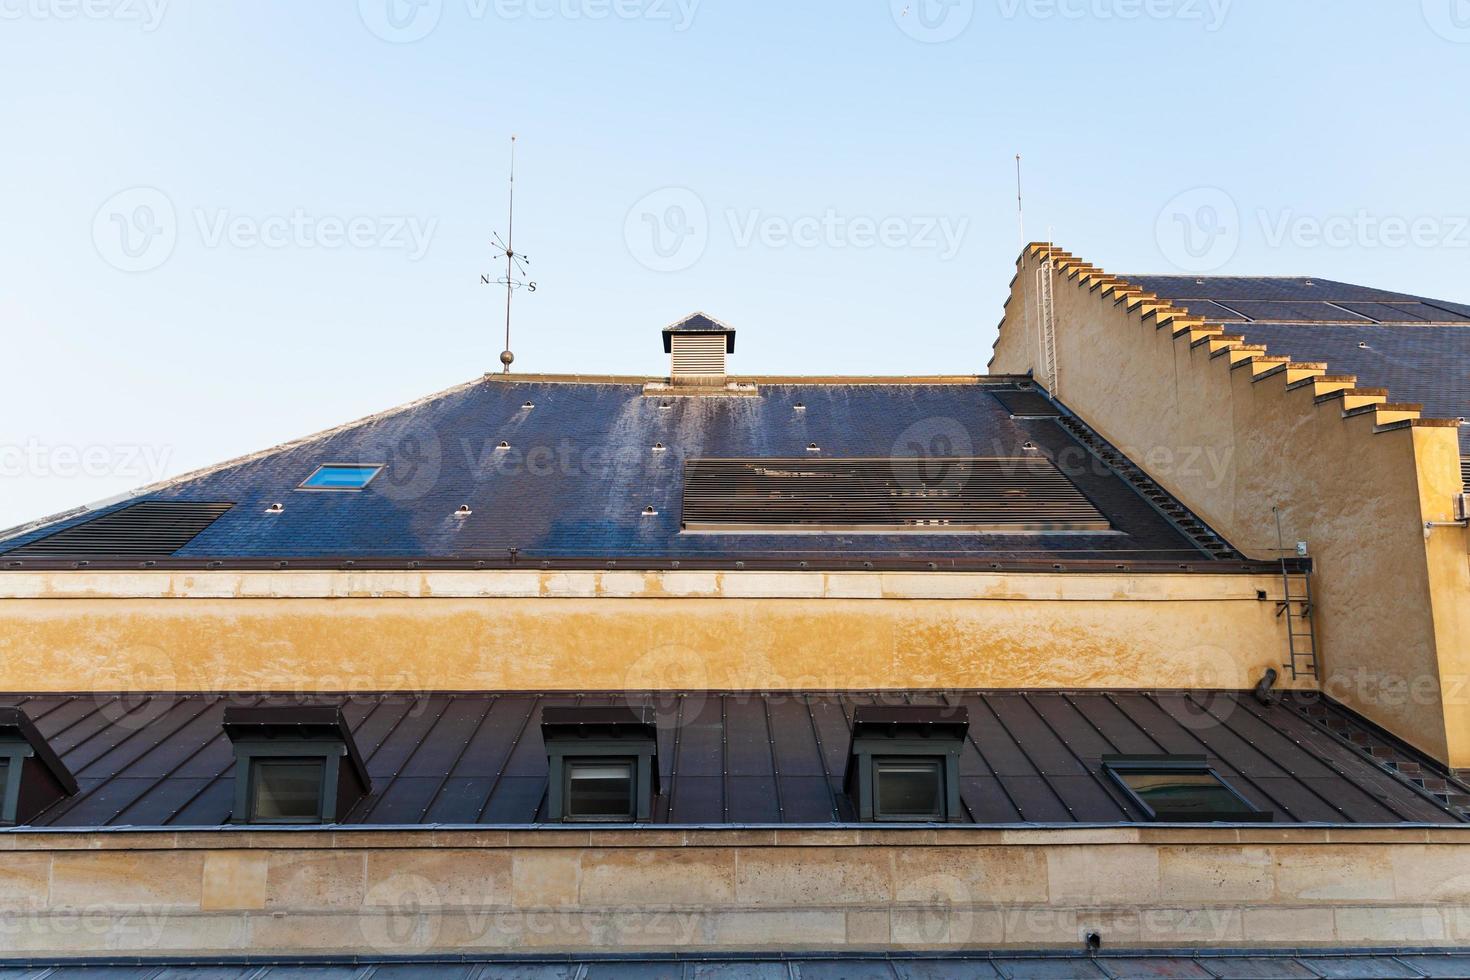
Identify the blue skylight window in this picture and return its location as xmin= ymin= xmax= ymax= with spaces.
xmin=299 ymin=464 xmax=382 ymax=491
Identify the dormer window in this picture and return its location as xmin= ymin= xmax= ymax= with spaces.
xmin=0 ymin=707 xmax=77 ymax=825
xmin=298 ymin=464 xmax=382 ymax=491
xmin=1104 ymin=755 xmax=1271 ymax=823
xmin=844 ymin=705 xmax=968 ymax=823
xmin=224 ymin=705 xmax=371 ymax=824
xmin=542 ymin=706 xmax=659 ymax=823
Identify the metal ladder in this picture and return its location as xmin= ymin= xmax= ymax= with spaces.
xmin=1278 ymin=563 xmax=1319 ymax=680
xmin=1034 ymin=257 xmax=1059 ymax=394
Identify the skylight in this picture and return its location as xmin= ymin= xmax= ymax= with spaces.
xmin=1104 ymin=755 xmax=1270 ymax=822
xmin=299 ymin=464 xmax=382 ymax=491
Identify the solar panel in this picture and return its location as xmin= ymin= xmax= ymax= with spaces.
xmin=680 ymin=458 xmax=1110 ymax=532
xmin=1168 ymin=299 xmax=1250 ymax=321
xmin=1220 ymin=301 xmax=1375 ymax=323
xmin=3 ymin=501 xmax=235 ymax=557
xmin=1336 ymin=301 xmax=1470 ymax=324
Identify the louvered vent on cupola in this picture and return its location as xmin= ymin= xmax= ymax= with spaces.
xmin=663 ymin=312 xmax=736 ymax=384
xmin=3 ymin=501 xmax=235 ymax=557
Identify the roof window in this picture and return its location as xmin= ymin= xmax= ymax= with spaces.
xmin=299 ymin=464 xmax=382 ymax=491
xmin=1103 ymin=755 xmax=1270 ymax=822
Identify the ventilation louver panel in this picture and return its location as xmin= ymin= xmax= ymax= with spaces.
xmin=671 ymin=335 xmax=728 ymax=377
xmin=4 ymin=501 xmax=235 ymax=557
xmin=682 ymin=458 xmax=1108 ymax=532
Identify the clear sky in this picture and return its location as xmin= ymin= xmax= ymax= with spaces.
xmin=3 ymin=0 xmax=1469 ymax=529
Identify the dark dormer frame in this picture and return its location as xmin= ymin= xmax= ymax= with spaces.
xmin=542 ymin=706 xmax=660 ymax=823
xmin=223 ymin=705 xmax=371 ymax=825
xmin=844 ymin=705 xmax=968 ymax=823
xmin=1103 ymin=754 xmax=1273 ymax=823
xmin=0 ymin=707 xmax=77 ymax=825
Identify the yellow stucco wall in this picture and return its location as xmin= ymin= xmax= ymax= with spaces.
xmin=0 ymin=569 xmax=1303 ymax=693
xmin=991 ymin=246 xmax=1470 ymax=763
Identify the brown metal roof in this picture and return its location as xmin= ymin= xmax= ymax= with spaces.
xmin=0 ymin=691 xmax=1460 ymax=829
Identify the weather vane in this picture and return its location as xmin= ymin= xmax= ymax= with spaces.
xmin=483 ymin=134 xmax=536 ymax=373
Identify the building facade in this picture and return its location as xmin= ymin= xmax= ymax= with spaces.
xmin=1 ymin=301 xmax=1469 ymax=974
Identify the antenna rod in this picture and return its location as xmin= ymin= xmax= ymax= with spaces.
xmin=1015 ymin=154 xmax=1024 ymax=247
xmin=501 ymin=135 xmax=517 ymax=374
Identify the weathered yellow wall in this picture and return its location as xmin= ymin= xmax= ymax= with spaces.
xmin=991 ymin=246 xmax=1470 ymax=763
xmin=3 ymin=826 xmax=1468 ymax=954
xmin=0 ymin=569 xmax=1303 ymax=692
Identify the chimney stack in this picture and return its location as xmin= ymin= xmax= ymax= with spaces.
xmin=663 ymin=312 xmax=736 ymax=386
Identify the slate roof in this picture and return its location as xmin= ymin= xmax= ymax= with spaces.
xmin=7 ymin=950 xmax=1470 ymax=979
xmin=0 ymin=379 xmax=1225 ymax=565
xmin=1129 ymin=276 xmax=1470 ymax=455
xmin=1 ymin=690 xmax=1461 ymax=829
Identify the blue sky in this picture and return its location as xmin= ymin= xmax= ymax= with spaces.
xmin=3 ymin=0 xmax=1469 ymax=528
